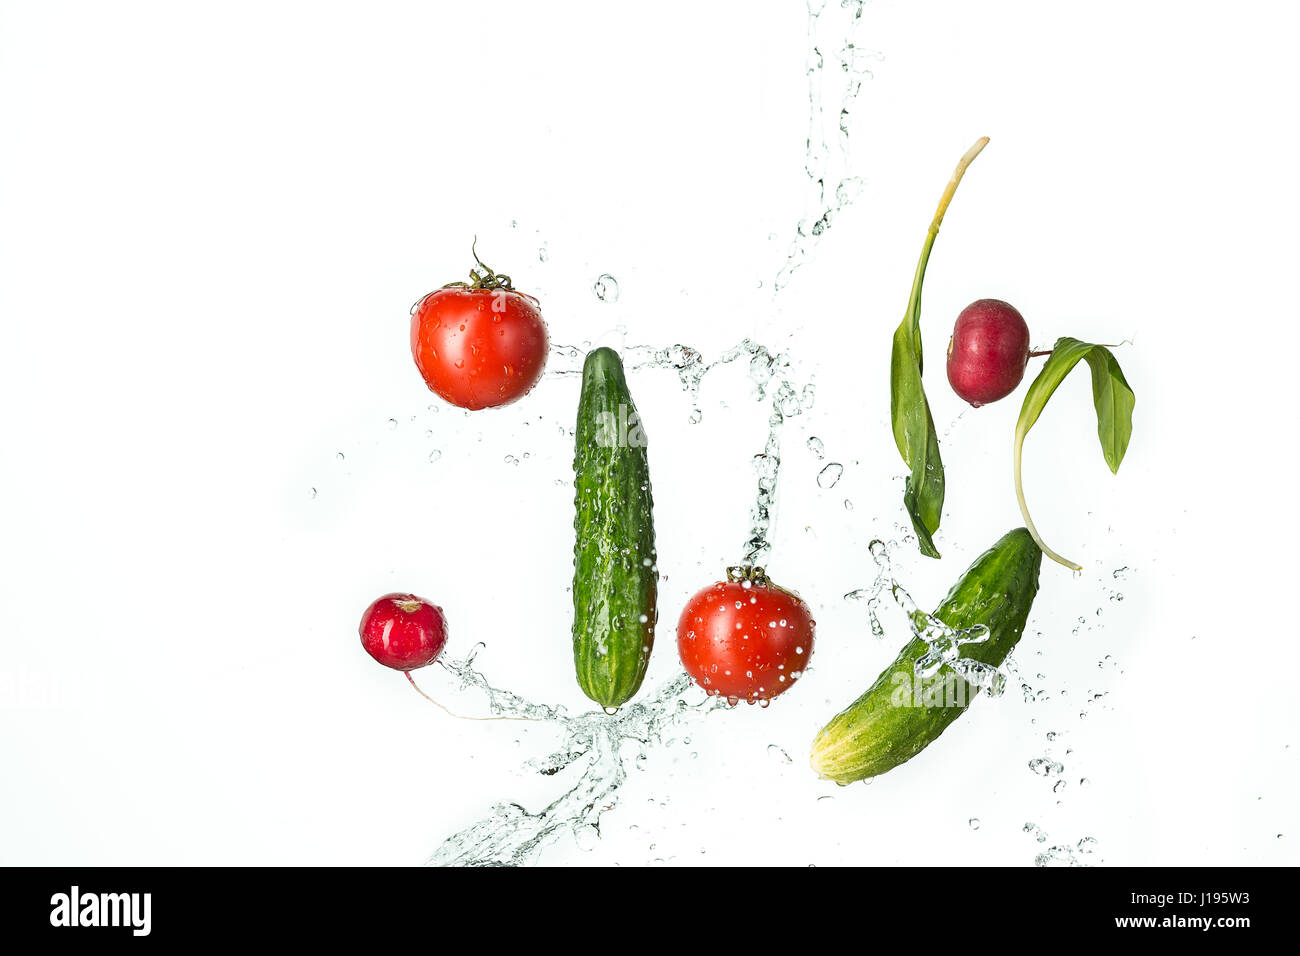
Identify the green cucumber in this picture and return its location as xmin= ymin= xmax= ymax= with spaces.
xmin=572 ymin=347 xmax=658 ymax=708
xmin=810 ymin=528 xmax=1042 ymax=783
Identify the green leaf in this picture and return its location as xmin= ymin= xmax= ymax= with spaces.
xmin=1085 ymin=347 xmax=1135 ymax=474
xmin=892 ymin=320 xmax=944 ymax=558
xmin=1014 ymin=336 xmax=1136 ymax=570
xmin=889 ymin=137 xmax=988 ymax=558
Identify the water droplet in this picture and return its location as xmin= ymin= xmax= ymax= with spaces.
xmin=767 ymin=744 xmax=792 ymax=764
xmin=504 ymin=455 xmax=519 ymax=466
xmin=807 ymin=436 xmax=825 ymax=459
xmin=593 ymin=274 xmax=620 ymax=302
xmin=1029 ymin=758 xmax=1065 ymax=776
xmin=335 ymin=452 xmax=345 ymax=461
xmin=969 ymin=818 xmax=981 ymax=831
xmin=428 ymin=449 xmax=442 ymax=463
xmin=574 ymin=825 xmax=600 ymax=852
xmin=308 ymin=487 xmax=317 ymax=499
xmin=817 ymin=462 xmax=844 ymax=489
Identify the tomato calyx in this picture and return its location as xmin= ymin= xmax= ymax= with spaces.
xmin=726 ymin=564 xmax=769 ymax=586
xmin=725 ymin=563 xmax=798 ymax=599
xmin=442 ymin=237 xmax=516 ymax=292
xmin=412 ymin=239 xmax=543 ymax=316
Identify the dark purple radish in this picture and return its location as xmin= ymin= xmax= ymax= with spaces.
xmin=946 ymin=299 xmax=1032 ymax=406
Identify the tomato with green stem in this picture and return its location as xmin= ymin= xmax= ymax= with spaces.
xmin=677 ymin=566 xmax=815 ymax=704
xmin=411 ymin=243 xmax=549 ymax=410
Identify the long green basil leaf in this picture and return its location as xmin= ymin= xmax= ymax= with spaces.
xmin=889 ymin=137 xmax=988 ymax=558
xmin=1014 ymin=336 xmax=1136 ymax=570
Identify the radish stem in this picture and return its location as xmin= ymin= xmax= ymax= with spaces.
xmin=405 ymin=671 xmax=535 ymax=723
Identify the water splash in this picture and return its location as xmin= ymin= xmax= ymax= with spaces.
xmin=1026 ymin=827 xmax=1099 ymax=867
xmin=427 ymin=658 xmax=718 ymax=867
xmin=774 ymin=0 xmax=875 ymax=291
xmin=845 ymin=539 xmax=1008 ymax=694
xmin=548 ymin=339 xmax=813 ymax=563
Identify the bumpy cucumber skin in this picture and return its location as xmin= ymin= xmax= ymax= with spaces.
xmin=572 ymin=348 xmax=658 ymax=708
xmin=810 ymin=528 xmax=1042 ymax=783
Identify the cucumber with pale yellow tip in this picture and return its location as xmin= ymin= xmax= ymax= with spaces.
xmin=810 ymin=528 xmax=1042 ymax=783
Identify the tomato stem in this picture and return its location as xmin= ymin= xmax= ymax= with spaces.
xmin=442 ymin=236 xmax=515 ymax=291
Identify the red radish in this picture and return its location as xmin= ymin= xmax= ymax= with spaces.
xmin=358 ymin=594 xmax=532 ymax=722
xmin=359 ymin=593 xmax=447 ymax=671
xmin=946 ymin=298 xmax=1032 ymax=407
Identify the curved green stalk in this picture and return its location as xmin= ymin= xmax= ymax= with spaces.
xmin=1013 ymin=337 xmax=1136 ymax=571
xmin=890 ymin=137 xmax=989 ymax=557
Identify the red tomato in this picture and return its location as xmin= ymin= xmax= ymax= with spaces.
xmin=410 ymin=286 xmax=548 ymax=410
xmin=676 ymin=574 xmax=815 ymax=703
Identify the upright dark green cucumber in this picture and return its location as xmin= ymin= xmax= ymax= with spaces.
xmin=572 ymin=347 xmax=657 ymax=708
xmin=810 ymin=528 xmax=1042 ymax=783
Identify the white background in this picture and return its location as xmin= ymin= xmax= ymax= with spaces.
xmin=2 ymin=0 xmax=1297 ymax=865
